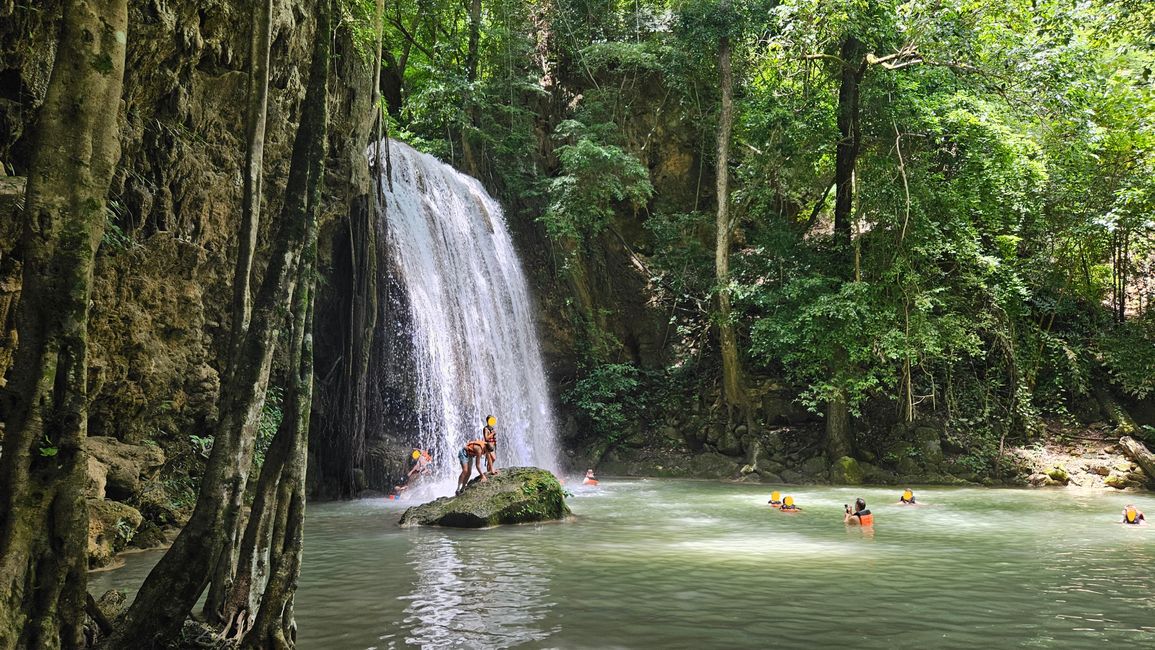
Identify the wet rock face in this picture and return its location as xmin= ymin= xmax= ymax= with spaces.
xmin=399 ymin=467 xmax=571 ymax=528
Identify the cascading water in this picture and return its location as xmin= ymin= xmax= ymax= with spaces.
xmin=373 ymin=139 xmax=560 ymax=485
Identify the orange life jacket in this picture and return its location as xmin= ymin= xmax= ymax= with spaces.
xmin=856 ymin=511 xmax=874 ymax=526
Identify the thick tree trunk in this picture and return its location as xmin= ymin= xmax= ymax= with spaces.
xmin=241 ymin=226 xmax=316 ymax=650
xmin=205 ymin=0 xmax=276 ymax=620
xmin=714 ymin=0 xmax=743 ymax=410
xmin=1119 ymin=437 xmax=1155 ymax=488
xmin=460 ymin=0 xmax=483 ymax=177
xmin=230 ymin=0 xmax=274 ymax=343
xmin=105 ymin=1 xmax=331 ymax=645
xmin=825 ymin=35 xmax=867 ymax=459
xmin=833 ymin=35 xmax=866 ymax=248
xmin=0 ymin=1 xmax=127 ymax=648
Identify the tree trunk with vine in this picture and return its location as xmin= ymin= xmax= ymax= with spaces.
xmin=105 ymin=1 xmax=331 ymax=645
xmin=0 ymin=1 xmax=127 ymax=647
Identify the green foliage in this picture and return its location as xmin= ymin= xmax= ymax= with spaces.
xmin=563 ymin=363 xmax=649 ymax=443
xmin=38 ymin=435 xmax=58 ymax=458
xmin=1099 ymin=318 xmax=1155 ymax=399
xmin=541 ymin=120 xmax=653 ymax=242
xmin=253 ymin=386 xmax=284 ymax=469
xmin=189 ymin=434 xmax=213 ymax=458
xmin=115 ymin=519 xmax=136 ymax=544
xmin=382 ymin=0 xmax=1155 ymax=456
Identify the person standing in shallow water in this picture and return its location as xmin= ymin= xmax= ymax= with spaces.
xmin=483 ymin=415 xmax=499 ymax=476
xmin=845 ymin=498 xmax=873 ymax=526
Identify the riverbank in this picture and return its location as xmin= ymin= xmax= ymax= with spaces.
xmin=576 ymin=419 xmax=1154 ymax=490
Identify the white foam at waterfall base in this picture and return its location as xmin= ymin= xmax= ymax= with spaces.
xmin=373 ymin=139 xmax=560 ymax=490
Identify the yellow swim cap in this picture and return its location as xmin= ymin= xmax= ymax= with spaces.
xmin=412 ymin=450 xmax=421 ymax=460
xmin=783 ymin=496 xmax=794 ymax=507
xmin=771 ymin=491 xmax=781 ymax=501
xmin=1125 ymin=506 xmax=1137 ymax=523
xmin=486 ymin=415 xmax=496 ymax=427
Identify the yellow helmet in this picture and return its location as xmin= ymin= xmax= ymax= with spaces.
xmin=783 ymin=495 xmax=794 ymax=507
xmin=771 ymin=491 xmax=781 ymax=501
xmin=486 ymin=415 xmax=496 ymax=427
xmin=411 ymin=450 xmax=421 ymax=460
xmin=1125 ymin=506 xmax=1138 ymax=523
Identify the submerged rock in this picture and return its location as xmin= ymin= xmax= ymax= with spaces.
xmin=399 ymin=467 xmax=570 ymax=528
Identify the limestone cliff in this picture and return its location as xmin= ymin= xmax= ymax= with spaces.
xmin=0 ymin=1 xmax=376 ymax=504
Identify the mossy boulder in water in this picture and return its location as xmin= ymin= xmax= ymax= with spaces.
xmin=399 ymin=467 xmax=570 ymax=528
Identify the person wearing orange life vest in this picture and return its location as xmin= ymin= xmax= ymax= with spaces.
xmin=1122 ymin=504 xmax=1146 ymax=525
xmin=778 ymin=495 xmax=800 ymax=512
xmin=456 ymin=439 xmax=491 ymax=495
xmin=845 ymin=498 xmax=874 ymax=526
xmin=767 ymin=491 xmax=783 ymax=506
xmin=482 ymin=415 xmax=500 ymax=476
xmin=583 ymin=469 xmax=598 ymax=485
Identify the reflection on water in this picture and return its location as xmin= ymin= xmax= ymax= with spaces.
xmin=90 ymin=481 xmax=1155 ymax=649
xmin=400 ymin=533 xmax=555 ymax=648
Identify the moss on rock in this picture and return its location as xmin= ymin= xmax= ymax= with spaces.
xmin=399 ymin=467 xmax=571 ymax=528
xmin=831 ymin=456 xmax=864 ymax=485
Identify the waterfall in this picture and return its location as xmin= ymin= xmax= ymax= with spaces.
xmin=373 ymin=139 xmax=560 ymax=480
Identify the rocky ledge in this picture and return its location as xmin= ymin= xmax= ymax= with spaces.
xmin=399 ymin=467 xmax=571 ymax=528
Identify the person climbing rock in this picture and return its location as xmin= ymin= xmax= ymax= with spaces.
xmin=778 ymin=495 xmax=800 ymax=512
xmin=456 ymin=439 xmax=490 ymax=495
xmin=767 ymin=490 xmax=783 ymax=506
xmin=583 ymin=469 xmax=598 ymax=485
xmin=899 ymin=489 xmax=916 ymax=505
xmin=1122 ymin=504 xmax=1146 ymax=525
xmin=483 ymin=415 xmax=499 ymax=476
xmin=845 ymin=498 xmax=873 ymax=526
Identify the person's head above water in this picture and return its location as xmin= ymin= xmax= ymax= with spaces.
xmin=1124 ymin=504 xmax=1141 ymax=523
xmin=855 ymin=498 xmax=867 ymax=512
xmin=770 ymin=490 xmax=781 ymax=502
xmin=783 ymin=495 xmax=795 ymax=507
xmin=486 ymin=415 xmax=496 ymax=427
xmin=901 ymin=488 xmax=913 ymax=501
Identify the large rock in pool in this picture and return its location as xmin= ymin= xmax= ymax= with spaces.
xmin=399 ymin=467 xmax=571 ymax=528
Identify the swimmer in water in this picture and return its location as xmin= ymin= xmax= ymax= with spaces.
xmin=778 ymin=495 xmax=800 ymax=512
xmin=583 ymin=469 xmax=598 ymax=485
xmin=767 ymin=490 xmax=782 ymax=506
xmin=1122 ymin=504 xmax=1146 ymax=525
xmin=899 ymin=488 xmax=916 ymax=505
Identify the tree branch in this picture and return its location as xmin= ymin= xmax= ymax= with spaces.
xmin=385 ymin=15 xmax=434 ymax=60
